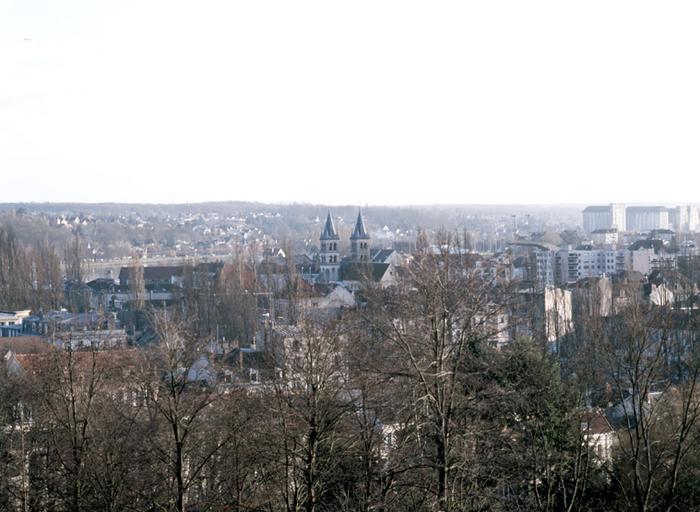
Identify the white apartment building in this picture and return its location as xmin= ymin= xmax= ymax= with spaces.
xmin=611 ymin=203 xmax=626 ymax=231
xmin=531 ymin=247 xmax=630 ymax=285
xmin=534 ymin=250 xmax=557 ymax=286
xmin=584 ymin=204 xmax=698 ymax=234
xmin=563 ymin=249 xmax=629 ymax=284
xmin=583 ymin=206 xmax=613 ymax=233
xmin=629 ymin=247 xmax=676 ymax=275
xmin=582 ymin=204 xmax=627 ymax=233
xmin=590 ymin=229 xmax=618 ymax=245
xmin=626 ymin=207 xmax=669 ymax=232
xmin=669 ymin=205 xmax=700 ymax=232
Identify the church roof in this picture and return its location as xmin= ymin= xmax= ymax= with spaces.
xmin=350 ymin=210 xmax=370 ymax=240
xmin=340 ymin=261 xmax=390 ymax=282
xmin=320 ymin=212 xmax=339 ymax=240
xmin=371 ymin=248 xmax=399 ymax=264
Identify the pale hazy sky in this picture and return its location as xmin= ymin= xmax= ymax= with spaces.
xmin=2 ymin=1 xmax=699 ymax=205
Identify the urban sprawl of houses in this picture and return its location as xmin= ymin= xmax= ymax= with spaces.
xmin=1 ymin=202 xmax=700 ymax=510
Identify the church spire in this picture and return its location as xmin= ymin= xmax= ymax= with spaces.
xmin=320 ymin=211 xmax=339 ymax=240
xmin=319 ymin=211 xmax=340 ymax=282
xmin=350 ymin=209 xmax=371 ymax=262
xmin=350 ymin=209 xmax=369 ymax=240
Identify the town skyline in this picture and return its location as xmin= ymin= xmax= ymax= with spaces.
xmin=2 ymin=191 xmax=700 ymax=511
xmin=4 ymin=1 xmax=700 ymax=510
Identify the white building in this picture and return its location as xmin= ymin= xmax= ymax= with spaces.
xmin=630 ymin=247 xmax=674 ymax=275
xmin=562 ymin=249 xmax=629 ymax=284
xmin=626 ymin=206 xmax=669 ymax=232
xmin=582 ymin=204 xmax=627 ymax=233
xmin=590 ymin=229 xmax=619 ymax=246
xmin=583 ymin=206 xmax=613 ymax=233
xmin=544 ymin=286 xmax=573 ymax=344
xmin=534 ymin=249 xmax=558 ymax=287
xmin=581 ymin=410 xmax=616 ymax=465
xmin=510 ymin=287 xmax=573 ymax=349
xmin=0 ymin=310 xmax=31 ymax=336
xmin=611 ymin=203 xmax=626 ymax=232
xmin=628 ymin=239 xmax=677 ymax=275
xmin=669 ymin=205 xmax=700 ymax=232
xmin=527 ymin=247 xmax=630 ymax=286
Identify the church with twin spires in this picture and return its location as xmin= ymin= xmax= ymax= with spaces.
xmin=317 ymin=210 xmax=396 ymax=288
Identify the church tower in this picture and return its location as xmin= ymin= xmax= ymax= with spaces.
xmin=350 ymin=209 xmax=371 ymax=263
xmin=319 ymin=211 xmax=340 ymax=282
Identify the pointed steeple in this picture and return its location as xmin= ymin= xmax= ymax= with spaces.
xmin=320 ymin=211 xmax=339 ymax=240
xmin=350 ymin=209 xmax=370 ymax=240
xmin=319 ymin=210 xmax=340 ymax=283
xmin=350 ymin=209 xmax=371 ymax=263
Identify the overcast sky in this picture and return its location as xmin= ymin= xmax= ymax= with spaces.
xmin=2 ymin=1 xmax=699 ymax=205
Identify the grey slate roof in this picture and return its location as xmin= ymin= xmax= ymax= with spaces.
xmin=340 ymin=261 xmax=390 ymax=282
xmin=119 ymin=265 xmax=184 ymax=283
xmin=350 ymin=210 xmax=370 ymax=240
xmin=320 ymin=212 xmax=340 ymax=240
xmin=629 ymin=239 xmax=665 ymax=252
xmin=371 ymin=248 xmax=396 ymax=263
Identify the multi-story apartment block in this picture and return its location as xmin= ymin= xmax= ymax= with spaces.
xmin=669 ymin=205 xmax=700 ymax=232
xmin=590 ymin=228 xmax=618 ymax=246
xmin=534 ymin=249 xmax=558 ymax=287
xmin=610 ymin=203 xmax=626 ymax=231
xmin=584 ymin=204 xmax=698 ymax=234
xmin=582 ymin=203 xmax=626 ymax=233
xmin=530 ymin=246 xmax=631 ymax=286
xmin=626 ymin=206 xmax=669 ymax=232
xmin=563 ymin=248 xmax=629 ymax=284
xmin=583 ymin=206 xmax=613 ymax=233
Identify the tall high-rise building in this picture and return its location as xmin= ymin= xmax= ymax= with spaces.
xmin=669 ymin=205 xmax=700 ymax=232
xmin=610 ymin=203 xmax=626 ymax=231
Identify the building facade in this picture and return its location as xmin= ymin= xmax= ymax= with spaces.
xmin=626 ymin=207 xmax=669 ymax=232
